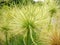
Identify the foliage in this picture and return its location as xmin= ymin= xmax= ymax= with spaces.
xmin=0 ymin=0 xmax=60 ymax=45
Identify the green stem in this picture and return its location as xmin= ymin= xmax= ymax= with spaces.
xmin=26 ymin=27 xmax=32 ymax=45
xmin=30 ymin=29 xmax=37 ymax=45
xmin=5 ymin=31 xmax=8 ymax=45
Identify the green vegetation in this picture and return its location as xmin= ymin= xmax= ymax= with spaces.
xmin=0 ymin=0 xmax=60 ymax=45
